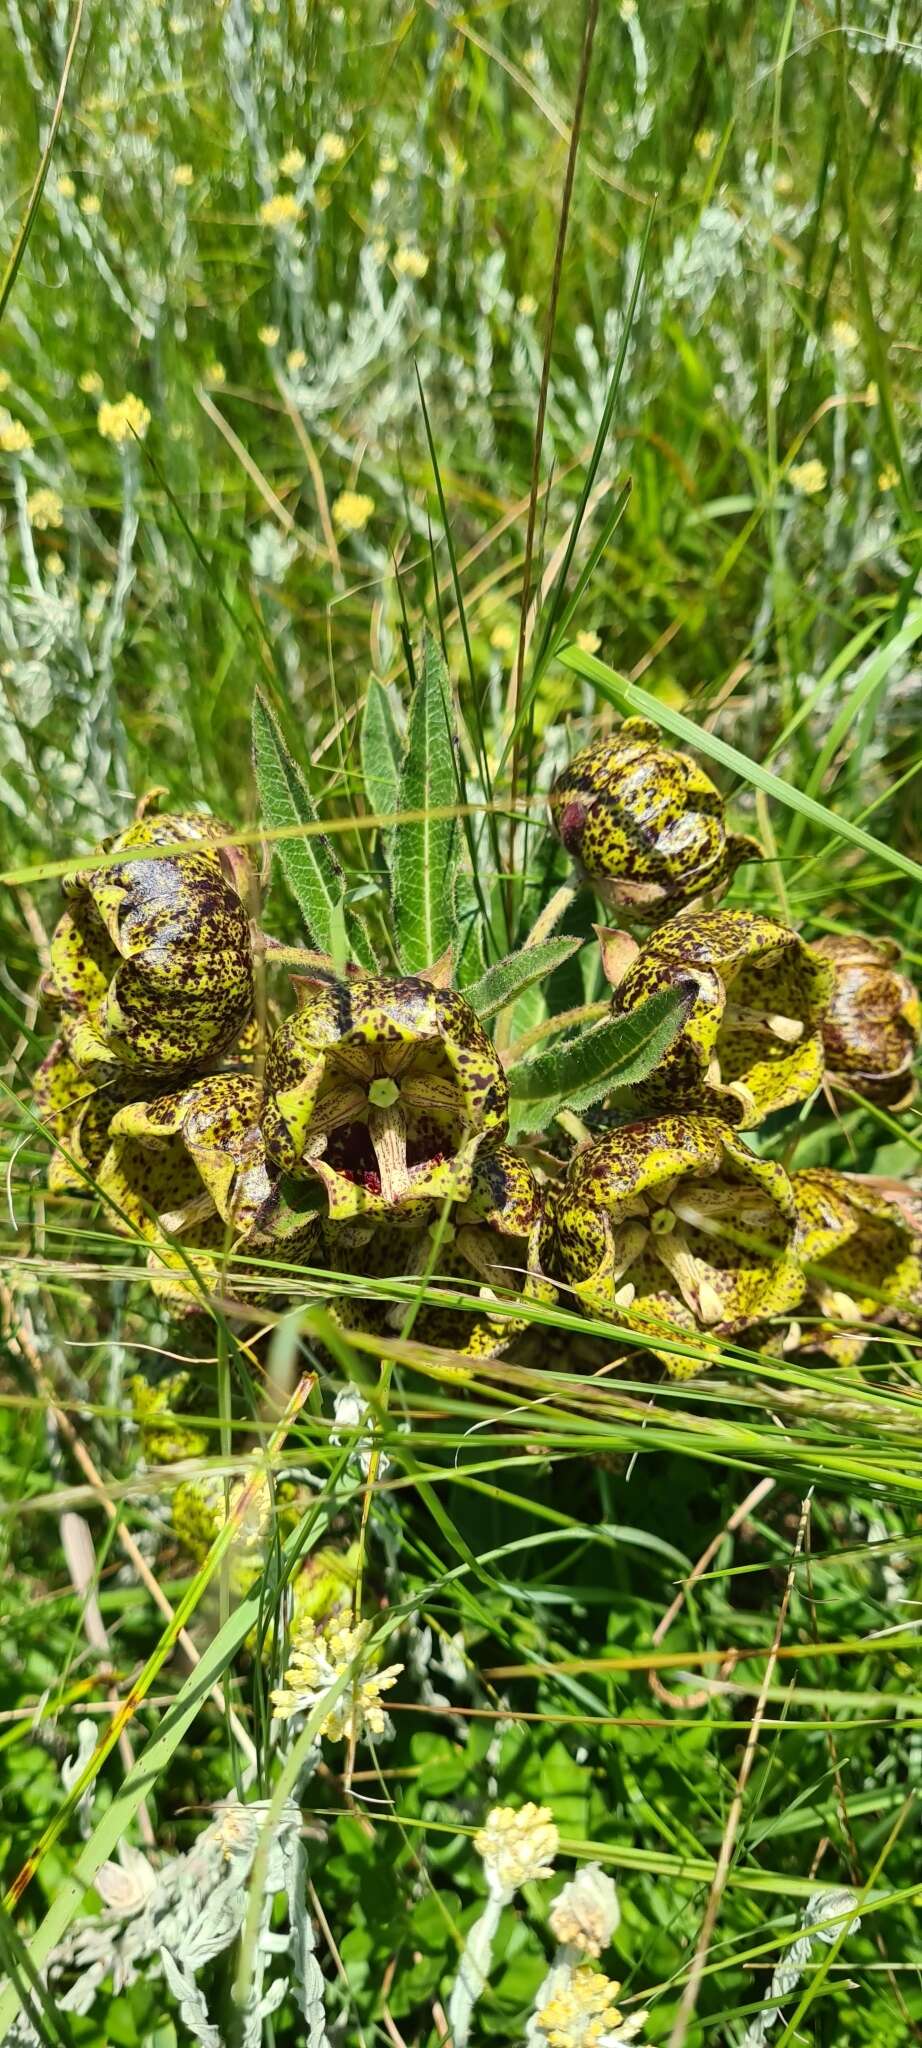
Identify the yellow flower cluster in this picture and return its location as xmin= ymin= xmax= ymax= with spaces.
xmin=27 ymin=488 xmax=64 ymax=530
xmin=789 ymin=458 xmax=827 ymax=496
xmin=318 ymin=132 xmax=346 ymax=164
xmin=536 ymin=1968 xmax=639 ymax=2048
xmin=0 ymin=419 xmax=33 ymax=453
xmin=259 ymin=193 xmax=302 ymax=230
xmin=97 ymin=394 xmax=151 ymax=445
xmin=548 ymin=1863 xmax=619 ymax=1957
xmin=332 ymin=489 xmax=375 ymax=534
xmin=393 ymin=243 xmax=429 ymax=279
xmin=474 ymin=1803 xmax=559 ymax=1892
xmin=279 ymin=147 xmax=305 ymax=177
xmin=270 ymin=1614 xmax=402 ymax=1742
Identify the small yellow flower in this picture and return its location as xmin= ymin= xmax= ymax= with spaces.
xmin=259 ymin=192 xmax=302 ymax=230
xmin=693 ymin=128 xmax=715 ymax=160
xmin=270 ymin=1615 xmax=402 ymax=1741
xmin=490 ymin=622 xmax=515 ymax=654
xmin=285 ymin=347 xmax=307 ymax=373
xmin=80 ymin=193 xmax=100 ymax=217
xmin=393 ymin=243 xmax=429 ymax=280
xmin=536 ymin=1967 xmax=643 ymax=2048
xmin=576 ymin=629 xmax=601 ymax=654
xmin=865 ymin=381 xmax=879 ymax=406
xmin=831 ymin=318 xmax=859 ymax=352
xmin=45 ymin=551 xmax=65 ymax=576
xmin=774 ymin=170 xmax=794 ymax=196
xmin=380 ymin=152 xmax=397 ymax=174
xmin=0 ymin=419 xmax=32 ymax=453
xmin=97 ymin=393 xmax=151 ymax=445
xmin=279 ymin=147 xmax=305 ymax=177
xmin=518 ymin=292 xmax=538 ymax=316
xmin=878 ymin=464 xmax=899 ymax=493
xmin=56 ymin=174 xmax=76 ymax=199
xmin=789 ymin=458 xmax=827 ymax=496
xmin=475 ymin=1803 xmax=559 ymax=1893
xmin=318 ymin=132 xmax=346 ymax=164
xmin=259 ymin=325 xmax=280 ymax=347
xmin=79 ymin=370 xmax=103 ymax=394
xmin=204 ymin=361 xmax=226 ymax=387
xmin=619 ymin=0 xmax=637 ymax=16
xmin=332 ymin=489 xmax=375 ymax=534
xmin=172 ymin=163 xmax=194 ymax=187
xmin=27 ymin=487 xmax=64 ymax=530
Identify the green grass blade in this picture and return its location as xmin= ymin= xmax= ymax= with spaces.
xmin=557 ymin=644 xmax=922 ymax=888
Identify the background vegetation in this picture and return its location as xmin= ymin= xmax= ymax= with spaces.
xmin=1 ymin=0 xmax=921 ymax=2043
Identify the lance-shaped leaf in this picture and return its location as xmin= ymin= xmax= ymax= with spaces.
xmin=507 ymin=982 xmax=696 ymax=1135
xmin=464 ymin=936 xmax=584 ymax=1021
xmin=252 ymin=690 xmax=375 ymax=969
xmin=360 ymin=676 xmax=403 ymax=829
xmin=392 ymin=631 xmax=460 ymax=974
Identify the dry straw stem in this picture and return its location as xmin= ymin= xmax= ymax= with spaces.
xmin=665 ymin=1491 xmax=812 ymax=2048
xmin=648 ymin=1475 xmax=776 ymax=1711
xmin=0 ymin=1283 xmax=258 ymax=1767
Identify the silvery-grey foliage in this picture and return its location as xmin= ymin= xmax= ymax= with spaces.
xmin=5 ymin=1800 xmax=328 ymax=2048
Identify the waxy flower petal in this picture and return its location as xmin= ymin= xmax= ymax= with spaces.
xmin=549 ymin=719 xmax=760 ymax=922
xmin=262 ymin=973 xmax=508 ymax=1220
xmin=813 ymin=934 xmax=921 ymax=1108
xmin=610 ymin=909 xmax=832 ymax=1127
xmin=47 ymin=812 xmax=255 ymax=1079
xmin=540 ymin=1115 xmax=803 ymax=1370
xmin=788 ymin=1167 xmax=922 ymax=1363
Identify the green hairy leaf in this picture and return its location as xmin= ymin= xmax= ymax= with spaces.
xmin=392 ymin=629 xmax=460 ymax=973
xmin=252 ymin=690 xmax=375 ymax=969
xmin=507 ymin=983 xmax=695 ymax=1135
xmin=360 ymin=675 xmax=403 ymax=827
xmin=464 ymin=936 xmax=584 ymax=1021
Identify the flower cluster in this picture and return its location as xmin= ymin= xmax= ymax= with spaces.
xmin=29 ymin=725 xmax=922 ymax=1374
xmin=269 ymin=1614 xmax=403 ymax=1741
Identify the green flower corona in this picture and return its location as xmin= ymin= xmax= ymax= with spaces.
xmin=262 ymin=972 xmax=508 ymax=1220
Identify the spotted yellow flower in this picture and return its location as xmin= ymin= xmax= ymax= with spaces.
xmin=172 ymin=163 xmax=194 ymax=187
xmin=332 ymin=489 xmax=375 ymax=534
xmin=270 ymin=1615 xmax=402 ymax=1740
xmin=789 ymin=458 xmax=827 ymax=496
xmin=0 ymin=419 xmax=33 ymax=453
xmin=259 ymin=192 xmax=302 ymax=230
xmin=259 ymin=325 xmax=280 ymax=347
xmin=475 ymin=1803 xmax=559 ymax=1894
xmin=97 ymin=394 xmax=151 ymax=445
xmin=279 ymin=147 xmax=305 ymax=177
xmin=318 ymin=132 xmax=346 ymax=164
xmin=393 ymin=243 xmax=429 ymax=279
xmin=79 ymin=370 xmax=103 ymax=394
